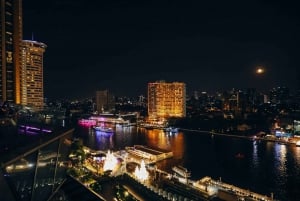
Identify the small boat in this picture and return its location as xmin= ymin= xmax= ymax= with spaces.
xmin=93 ymin=126 xmax=114 ymax=133
xmin=164 ymin=127 xmax=179 ymax=133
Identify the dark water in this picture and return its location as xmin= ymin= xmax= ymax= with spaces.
xmin=76 ymin=125 xmax=300 ymax=201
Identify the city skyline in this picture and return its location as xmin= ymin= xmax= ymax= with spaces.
xmin=23 ymin=0 xmax=300 ymax=99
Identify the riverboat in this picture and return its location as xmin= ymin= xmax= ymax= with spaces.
xmin=164 ymin=127 xmax=179 ymax=133
xmin=78 ymin=119 xmax=97 ymax=127
xmin=138 ymin=122 xmax=166 ymax=130
xmin=94 ymin=126 xmax=114 ymax=133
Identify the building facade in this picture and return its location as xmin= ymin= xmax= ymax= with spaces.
xmin=148 ymin=81 xmax=186 ymax=119
xmin=20 ymin=40 xmax=46 ymax=110
xmin=0 ymin=0 xmax=23 ymax=103
xmin=95 ymin=89 xmax=115 ymax=113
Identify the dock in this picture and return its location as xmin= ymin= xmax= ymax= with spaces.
xmin=190 ymin=176 xmax=275 ymax=201
xmin=125 ymin=145 xmax=173 ymax=164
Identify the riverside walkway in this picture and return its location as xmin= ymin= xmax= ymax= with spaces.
xmin=179 ymin=128 xmax=299 ymax=146
xmin=206 ymin=177 xmax=274 ymax=201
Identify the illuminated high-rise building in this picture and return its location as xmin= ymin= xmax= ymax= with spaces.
xmin=20 ymin=40 xmax=46 ymax=110
xmin=0 ymin=0 xmax=23 ymax=103
xmin=148 ymin=81 xmax=186 ymax=119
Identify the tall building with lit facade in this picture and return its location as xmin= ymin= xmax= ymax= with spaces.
xmin=148 ymin=81 xmax=186 ymax=119
xmin=95 ymin=89 xmax=115 ymax=113
xmin=20 ymin=40 xmax=46 ymax=110
xmin=0 ymin=0 xmax=23 ymax=104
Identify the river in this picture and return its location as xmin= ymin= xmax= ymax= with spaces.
xmin=74 ymin=124 xmax=300 ymax=201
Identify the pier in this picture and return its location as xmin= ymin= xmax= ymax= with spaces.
xmin=125 ymin=145 xmax=173 ymax=164
xmin=192 ymin=177 xmax=274 ymax=201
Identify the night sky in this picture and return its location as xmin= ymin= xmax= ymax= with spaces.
xmin=22 ymin=0 xmax=300 ymax=99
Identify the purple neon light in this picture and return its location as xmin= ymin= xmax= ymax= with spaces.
xmin=19 ymin=125 xmax=52 ymax=133
xmin=18 ymin=129 xmax=39 ymax=135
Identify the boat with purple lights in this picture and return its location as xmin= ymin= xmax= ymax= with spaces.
xmin=93 ymin=126 xmax=114 ymax=133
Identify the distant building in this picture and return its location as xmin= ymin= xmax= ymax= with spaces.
xmin=269 ymin=86 xmax=290 ymax=104
xmin=0 ymin=0 xmax=23 ymax=103
xmin=227 ymin=89 xmax=240 ymax=112
xmin=20 ymin=40 xmax=47 ymax=110
xmin=193 ymin=90 xmax=199 ymax=100
xmin=138 ymin=95 xmax=146 ymax=107
xmin=294 ymin=120 xmax=300 ymax=135
xmin=148 ymin=81 xmax=186 ymax=119
xmin=95 ymin=90 xmax=115 ymax=113
xmin=263 ymin=94 xmax=268 ymax=104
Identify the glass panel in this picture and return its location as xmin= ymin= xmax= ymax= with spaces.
xmin=4 ymin=154 xmax=37 ymax=201
xmin=31 ymin=141 xmax=59 ymax=201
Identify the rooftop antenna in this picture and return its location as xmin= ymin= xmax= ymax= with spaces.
xmin=31 ymin=32 xmax=34 ymax=41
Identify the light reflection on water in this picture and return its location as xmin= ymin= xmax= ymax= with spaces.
xmin=275 ymin=144 xmax=287 ymax=174
xmin=252 ymin=140 xmax=259 ymax=168
xmin=75 ymin=125 xmax=300 ymax=201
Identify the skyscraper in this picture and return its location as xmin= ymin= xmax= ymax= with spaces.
xmin=20 ymin=40 xmax=46 ymax=110
xmin=0 ymin=0 xmax=23 ymax=104
xmin=148 ymin=81 xmax=186 ymax=119
xmin=95 ymin=89 xmax=115 ymax=113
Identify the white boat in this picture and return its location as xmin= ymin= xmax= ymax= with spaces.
xmin=164 ymin=127 xmax=179 ymax=133
xmin=94 ymin=126 xmax=114 ymax=133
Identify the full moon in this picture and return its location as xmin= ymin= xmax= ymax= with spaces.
xmin=256 ymin=67 xmax=265 ymax=74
